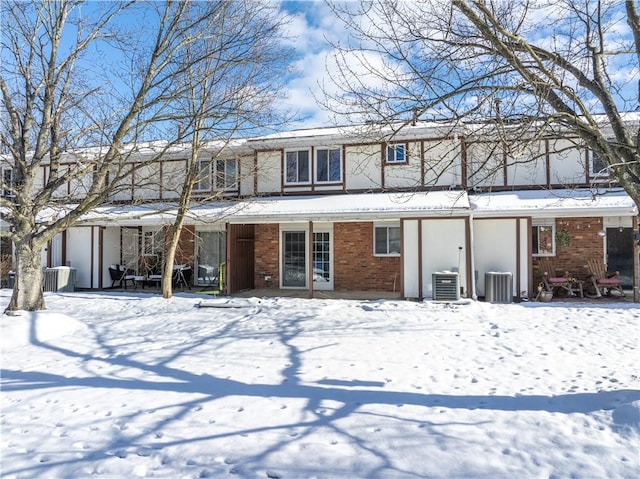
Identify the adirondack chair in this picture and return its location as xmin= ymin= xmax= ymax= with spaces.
xmin=537 ymin=258 xmax=578 ymax=297
xmin=586 ymin=259 xmax=624 ymax=297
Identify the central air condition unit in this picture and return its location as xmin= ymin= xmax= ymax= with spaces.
xmin=432 ymin=272 xmax=460 ymax=301
xmin=485 ymin=272 xmax=512 ymax=303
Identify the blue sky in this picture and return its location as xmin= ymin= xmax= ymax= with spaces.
xmin=276 ymin=1 xmax=348 ymax=128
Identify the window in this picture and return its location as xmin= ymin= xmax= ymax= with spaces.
xmin=1 ymin=168 xmax=13 ymax=197
xmin=374 ymin=224 xmax=401 ymax=256
xmin=590 ymin=139 xmax=614 ymax=177
xmin=532 ymin=220 xmax=555 ymax=256
xmin=386 ymin=143 xmax=406 ymax=164
xmin=194 ymin=160 xmax=211 ymax=192
xmin=215 ymin=158 xmax=238 ymax=190
xmin=285 ymin=150 xmax=310 ymax=184
xmin=591 ymin=150 xmax=609 ymax=177
xmin=315 ymin=148 xmax=341 ymax=183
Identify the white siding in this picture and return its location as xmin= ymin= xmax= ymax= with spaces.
xmin=345 ymin=144 xmax=381 ymax=190
xmin=161 ymin=160 xmax=186 ymax=199
xmin=256 ymin=150 xmax=282 ymax=193
xmin=549 ymin=139 xmax=585 ymax=184
xmin=102 ymin=226 xmax=121 ymax=287
xmin=518 ymin=218 xmax=529 ymax=298
xmin=507 ymin=141 xmax=547 ymax=186
xmin=66 ymin=227 xmax=93 ymax=288
xmin=473 ymin=219 xmax=517 ymax=297
xmin=239 ymin=155 xmax=255 ymax=197
xmin=424 ymin=139 xmax=461 ymax=187
xmin=402 ymin=219 xmax=420 ymax=298
xmin=421 ymin=218 xmax=467 ymax=298
xmin=466 ymin=142 xmax=504 ymax=188
xmin=134 ymin=163 xmax=162 ymax=200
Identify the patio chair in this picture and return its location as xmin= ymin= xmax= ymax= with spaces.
xmin=172 ymin=265 xmax=192 ymax=290
xmin=537 ymin=258 xmax=575 ymax=297
xmin=108 ymin=264 xmax=136 ymax=289
xmin=586 ymin=259 xmax=624 ymax=298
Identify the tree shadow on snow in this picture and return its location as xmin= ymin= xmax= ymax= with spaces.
xmin=1 ymin=305 xmax=638 ymax=478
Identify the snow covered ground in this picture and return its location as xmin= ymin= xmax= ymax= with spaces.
xmin=1 ymin=290 xmax=639 ymax=479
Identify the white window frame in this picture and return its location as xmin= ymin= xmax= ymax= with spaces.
xmin=532 ymin=219 xmax=555 ymax=257
xmin=315 ymin=147 xmax=342 ymax=183
xmin=386 ymin=143 xmax=407 ymax=164
xmin=215 ymin=158 xmax=238 ymax=190
xmin=284 ymin=149 xmax=311 ymax=185
xmin=194 ymin=159 xmax=212 ymax=192
xmin=373 ymin=222 xmax=401 ymax=257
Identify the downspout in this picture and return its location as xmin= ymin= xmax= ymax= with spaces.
xmin=469 ymin=211 xmax=478 ymax=300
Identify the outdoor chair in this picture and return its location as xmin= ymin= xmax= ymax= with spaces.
xmin=537 ymin=258 xmax=578 ymax=297
xmin=108 ymin=264 xmax=136 ymax=289
xmin=586 ymin=259 xmax=624 ymax=298
xmin=172 ymin=265 xmax=192 ymax=290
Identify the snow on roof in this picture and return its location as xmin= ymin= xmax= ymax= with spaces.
xmin=77 ymin=191 xmax=470 ymax=226
xmin=470 ymin=188 xmax=637 ymax=217
xmin=223 ymin=190 xmax=470 ymax=223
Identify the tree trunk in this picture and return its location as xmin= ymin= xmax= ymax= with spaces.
xmin=161 ymin=224 xmax=183 ymax=299
xmin=6 ymin=240 xmax=45 ymax=312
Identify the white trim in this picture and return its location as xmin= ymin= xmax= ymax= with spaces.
xmin=314 ymin=147 xmax=342 ymax=184
xmin=284 ymin=149 xmax=312 ymax=185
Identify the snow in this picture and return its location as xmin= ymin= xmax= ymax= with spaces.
xmin=1 ymin=290 xmax=639 ymax=478
xmin=470 ymin=188 xmax=637 ymax=217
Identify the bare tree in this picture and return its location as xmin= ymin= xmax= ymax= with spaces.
xmin=325 ymin=0 xmax=640 ymax=205
xmin=158 ymin=0 xmax=291 ymax=299
xmin=0 ymin=1 xmax=239 ymax=311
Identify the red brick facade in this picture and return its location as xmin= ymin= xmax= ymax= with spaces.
xmin=333 ymin=222 xmax=401 ymax=291
xmin=254 ymin=224 xmax=280 ymax=289
xmin=252 ymin=222 xmax=401 ymax=292
xmin=532 ymin=217 xmax=605 ymax=283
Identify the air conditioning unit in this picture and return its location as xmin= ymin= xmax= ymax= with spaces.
xmin=42 ymin=266 xmax=76 ymax=292
xmin=432 ymin=272 xmax=460 ymax=301
xmin=485 ymin=272 xmax=512 ymax=303
xmin=43 ymin=268 xmax=58 ymax=292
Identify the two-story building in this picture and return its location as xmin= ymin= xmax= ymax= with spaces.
xmin=4 ymin=119 xmax=638 ymax=300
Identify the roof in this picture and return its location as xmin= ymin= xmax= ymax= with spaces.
xmin=41 ymin=187 xmax=637 ymax=227
xmin=222 ymin=190 xmax=470 ymax=223
xmin=470 ymin=188 xmax=637 ymax=218
xmin=78 ymin=191 xmax=470 ymax=226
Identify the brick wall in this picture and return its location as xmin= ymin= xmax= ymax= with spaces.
xmin=254 ymin=224 xmax=280 ymax=288
xmin=251 ymin=222 xmax=401 ymax=292
xmin=333 ymin=222 xmax=401 ymax=291
xmin=532 ymin=217 xmax=604 ymax=283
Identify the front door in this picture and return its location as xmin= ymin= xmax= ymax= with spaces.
xmin=607 ymin=227 xmax=633 ymax=288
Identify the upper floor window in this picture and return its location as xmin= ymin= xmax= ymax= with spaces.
xmin=386 ymin=143 xmax=406 ymax=164
xmin=215 ymin=158 xmax=238 ymax=190
xmin=532 ymin=219 xmax=555 ymax=256
xmin=591 ymin=150 xmax=609 ymax=177
xmin=315 ymin=147 xmax=341 ymax=183
xmin=374 ymin=223 xmax=401 ymax=256
xmin=194 ymin=159 xmax=211 ymax=192
xmin=285 ymin=149 xmax=310 ymax=184
xmin=1 ymin=168 xmax=13 ymax=197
